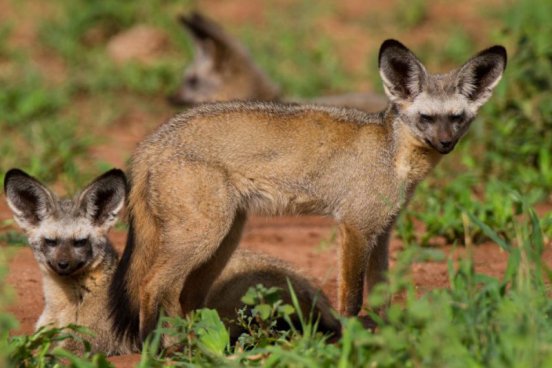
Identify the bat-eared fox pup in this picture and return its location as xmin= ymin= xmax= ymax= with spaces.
xmin=114 ymin=38 xmax=507 ymax=344
xmin=168 ymin=12 xmax=388 ymax=112
xmin=4 ymin=169 xmax=339 ymax=354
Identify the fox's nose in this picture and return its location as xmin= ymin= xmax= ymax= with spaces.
xmin=440 ymin=140 xmax=453 ymax=149
xmin=57 ymin=261 xmax=69 ymax=270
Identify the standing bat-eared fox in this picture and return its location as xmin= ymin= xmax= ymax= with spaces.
xmin=112 ymin=38 xmax=507 ymax=344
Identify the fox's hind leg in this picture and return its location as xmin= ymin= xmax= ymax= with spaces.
xmin=179 ymin=210 xmax=247 ymax=313
xmin=138 ymin=164 xmax=239 ymax=342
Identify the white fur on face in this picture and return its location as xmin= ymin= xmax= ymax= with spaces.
xmin=181 ymin=53 xmax=223 ymax=103
xmin=27 ymin=216 xmax=105 ymax=246
xmin=405 ymin=92 xmax=477 ymax=118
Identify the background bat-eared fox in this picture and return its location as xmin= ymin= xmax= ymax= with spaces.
xmin=169 ymin=11 xmax=389 ymax=112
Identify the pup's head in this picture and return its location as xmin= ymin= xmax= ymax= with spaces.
xmin=4 ymin=169 xmax=127 ymax=276
xmin=379 ymin=39 xmax=507 ymax=154
xmin=168 ymin=12 xmax=280 ymax=106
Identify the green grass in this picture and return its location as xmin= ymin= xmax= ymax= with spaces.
xmin=396 ymin=0 xmax=428 ymax=28
xmin=137 ymin=207 xmax=552 ymax=367
xmin=240 ymin=0 xmax=353 ymax=97
xmin=0 ymin=0 xmax=191 ymax=190
xmin=395 ymin=0 xmax=552 ymax=245
xmin=3 ymin=204 xmax=551 ymax=367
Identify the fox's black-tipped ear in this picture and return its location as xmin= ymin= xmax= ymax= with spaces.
xmin=78 ymin=169 xmax=127 ymax=229
xmin=4 ymin=169 xmax=55 ymax=230
xmin=455 ymin=45 xmax=507 ymax=108
xmin=378 ymin=39 xmax=428 ymax=103
xmin=179 ymin=12 xmax=223 ymax=42
xmin=178 ymin=11 xmax=240 ymax=67
xmin=178 ymin=11 xmax=233 ymax=49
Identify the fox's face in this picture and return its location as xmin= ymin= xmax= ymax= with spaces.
xmin=379 ymin=40 xmax=507 ymax=154
xmin=168 ymin=12 xmax=280 ymax=106
xmin=4 ymin=169 xmax=126 ymax=276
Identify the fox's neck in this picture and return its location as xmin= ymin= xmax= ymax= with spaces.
xmin=385 ymin=107 xmax=443 ymax=189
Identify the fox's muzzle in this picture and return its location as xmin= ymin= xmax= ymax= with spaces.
xmin=48 ymin=259 xmax=86 ymax=276
xmin=425 ymin=138 xmax=457 ymax=154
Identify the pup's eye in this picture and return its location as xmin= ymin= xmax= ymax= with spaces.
xmin=449 ymin=113 xmax=465 ymax=123
xmin=73 ymin=238 xmax=89 ymax=247
xmin=44 ymin=238 xmax=58 ymax=247
xmin=186 ymin=76 xmax=199 ymax=88
xmin=420 ymin=114 xmax=434 ymax=123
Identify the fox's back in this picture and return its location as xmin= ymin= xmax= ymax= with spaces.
xmin=135 ymin=102 xmax=389 ymax=177
xmin=129 ymin=102 xmax=397 ymax=218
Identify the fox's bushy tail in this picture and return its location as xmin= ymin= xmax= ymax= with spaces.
xmin=109 ymin=163 xmax=161 ymax=345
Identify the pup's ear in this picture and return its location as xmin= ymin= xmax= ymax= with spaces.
xmin=178 ymin=12 xmax=238 ymax=68
xmin=4 ymin=169 xmax=56 ymax=231
xmin=455 ymin=45 xmax=507 ymax=109
xmin=378 ymin=39 xmax=428 ymax=103
xmin=77 ymin=169 xmax=127 ymax=230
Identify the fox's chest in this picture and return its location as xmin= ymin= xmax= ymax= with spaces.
xmin=393 ymin=142 xmax=442 ymax=189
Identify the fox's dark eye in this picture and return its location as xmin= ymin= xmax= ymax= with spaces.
xmin=420 ymin=114 xmax=434 ymax=123
xmin=73 ymin=238 xmax=89 ymax=248
xmin=186 ymin=76 xmax=199 ymax=89
xmin=448 ymin=113 xmax=465 ymax=123
xmin=44 ymin=238 xmax=58 ymax=247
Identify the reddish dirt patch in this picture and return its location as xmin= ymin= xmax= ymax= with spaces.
xmin=198 ymin=1 xmax=266 ymax=26
xmin=107 ymin=25 xmax=170 ymax=65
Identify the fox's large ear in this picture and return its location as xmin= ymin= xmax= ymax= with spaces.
xmin=179 ymin=12 xmax=237 ymax=67
xmin=4 ymin=169 xmax=56 ymax=231
xmin=378 ymin=39 xmax=428 ymax=103
xmin=455 ymin=46 xmax=507 ymax=108
xmin=78 ymin=169 xmax=127 ymax=230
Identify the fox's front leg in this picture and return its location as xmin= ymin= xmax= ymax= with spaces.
xmin=365 ymin=219 xmax=395 ymax=296
xmin=35 ymin=308 xmax=57 ymax=331
xmin=337 ymin=223 xmax=374 ymax=316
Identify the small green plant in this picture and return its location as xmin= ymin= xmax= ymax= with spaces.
xmin=6 ymin=323 xmax=113 ymax=367
xmin=156 ymin=309 xmax=230 ymax=363
xmin=236 ymin=284 xmax=296 ymax=350
xmin=8 ymin=325 xmax=92 ymax=367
